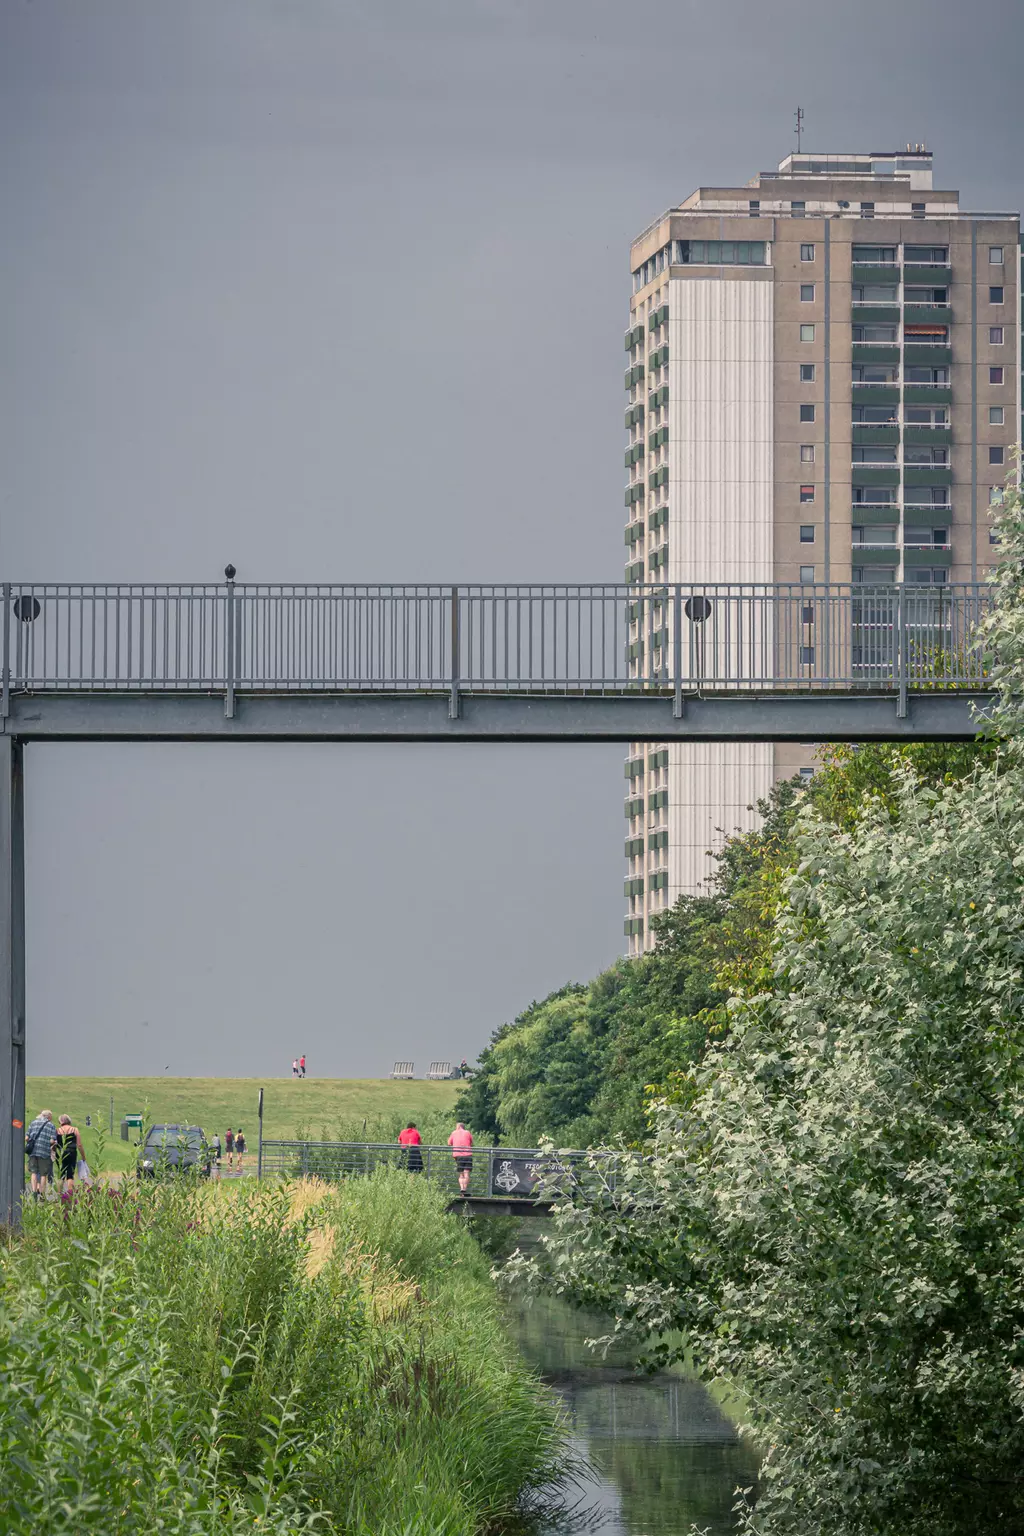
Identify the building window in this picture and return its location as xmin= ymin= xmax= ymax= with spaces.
xmin=853 ymin=244 xmax=897 ymax=263
xmin=800 ymin=363 xmax=816 ymax=382
xmin=990 ymin=487 xmax=1006 ymax=505
xmin=800 ymin=404 xmax=816 ymax=422
xmin=800 ymin=646 xmax=815 ymax=665
xmin=989 ymin=326 xmax=1004 ymax=344
xmin=800 ymin=243 xmax=815 ymax=261
xmin=800 ymin=485 xmax=815 ymax=503
xmin=799 ymin=767 xmax=815 ymax=784
xmin=989 ymin=246 xmax=1004 ymax=265
xmin=792 ymin=201 xmax=806 ymax=218
xmin=800 ymin=445 xmax=815 ymax=462
xmin=990 ymin=406 xmax=1005 ymax=425
xmin=990 ymin=529 xmax=1002 ymax=545
xmin=860 ymin=201 xmax=875 ymax=217
xmin=799 ymin=565 xmax=815 ymax=582
xmin=749 ymin=200 xmax=760 ymax=217
xmin=907 ymin=569 xmax=949 ymax=585
xmin=800 ymin=324 xmax=815 ymax=341
xmin=800 ymin=284 xmax=815 ymax=302
xmin=990 ymin=446 xmax=1005 ymax=465
xmin=672 ymin=239 xmax=767 ymax=266
xmin=989 ymin=286 xmax=1004 ymax=304
xmin=799 ymin=525 xmax=815 ymax=542
xmin=990 ymin=367 xmax=1004 ymax=385
xmin=911 ymin=202 xmax=926 ymax=217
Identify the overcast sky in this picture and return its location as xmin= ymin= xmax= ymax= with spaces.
xmin=3 ymin=0 xmax=1022 ymax=1078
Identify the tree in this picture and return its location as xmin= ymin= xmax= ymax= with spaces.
xmin=527 ymin=490 xmax=1024 ymax=1534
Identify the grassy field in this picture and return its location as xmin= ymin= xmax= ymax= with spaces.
xmin=27 ymin=1076 xmax=464 ymax=1173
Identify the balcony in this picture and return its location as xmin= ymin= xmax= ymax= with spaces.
xmin=852 ymin=424 xmax=899 ymax=446
xmin=852 ymin=304 xmax=900 ymax=323
xmin=851 ymin=262 xmax=899 ymax=282
xmin=904 ymin=424 xmax=951 ymax=444
xmin=903 ymin=263 xmax=952 ymax=284
xmin=903 ymin=303 xmax=953 ymax=323
xmin=851 ymin=383 xmax=900 ymax=404
xmin=904 ymin=384 xmax=952 ymax=404
xmin=852 ymin=343 xmax=900 ymax=364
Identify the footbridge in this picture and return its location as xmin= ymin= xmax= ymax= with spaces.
xmin=0 ymin=577 xmax=997 ymax=1224
xmin=258 ymin=1137 xmax=598 ymax=1216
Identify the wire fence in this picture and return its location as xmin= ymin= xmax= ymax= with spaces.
xmin=0 ymin=582 xmax=995 ymax=710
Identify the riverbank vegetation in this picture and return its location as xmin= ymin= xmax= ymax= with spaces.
xmin=0 ymin=1170 xmax=561 ymax=1535
xmin=513 ymin=495 xmax=1024 ymax=1534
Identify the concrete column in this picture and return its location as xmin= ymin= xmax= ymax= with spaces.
xmin=0 ymin=734 xmax=26 ymax=1228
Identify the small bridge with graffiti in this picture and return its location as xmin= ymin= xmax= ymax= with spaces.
xmin=257 ymin=1138 xmax=598 ymax=1215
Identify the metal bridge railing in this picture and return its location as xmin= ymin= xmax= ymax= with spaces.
xmin=258 ymin=1139 xmax=605 ymax=1200
xmin=0 ymin=581 xmax=995 ymax=709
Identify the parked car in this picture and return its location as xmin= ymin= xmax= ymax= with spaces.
xmin=137 ymin=1124 xmax=212 ymax=1179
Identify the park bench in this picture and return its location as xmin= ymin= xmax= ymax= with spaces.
xmin=390 ymin=1061 xmax=415 ymax=1080
xmin=426 ymin=1061 xmax=452 ymax=1081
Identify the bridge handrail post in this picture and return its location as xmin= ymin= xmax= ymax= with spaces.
xmin=672 ymin=586 xmax=683 ymax=718
xmin=449 ymin=586 xmax=460 ymax=719
xmin=1 ymin=583 xmax=10 ymax=720
xmin=896 ymin=583 xmax=908 ymax=720
xmin=224 ymin=576 xmax=236 ymax=720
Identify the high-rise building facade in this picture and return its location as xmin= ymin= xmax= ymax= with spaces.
xmin=623 ymin=149 xmax=1021 ymax=955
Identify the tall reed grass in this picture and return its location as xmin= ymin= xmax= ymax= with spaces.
xmin=0 ymin=1169 xmax=561 ymax=1535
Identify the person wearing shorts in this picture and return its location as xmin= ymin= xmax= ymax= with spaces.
xmin=448 ymin=1122 xmax=473 ymax=1194
xmin=53 ymin=1115 xmax=83 ymax=1193
xmin=234 ymin=1128 xmax=246 ymax=1171
xmin=25 ymin=1109 xmax=57 ymax=1197
xmin=225 ymin=1127 xmax=235 ymax=1170
xmin=398 ymin=1121 xmax=423 ymax=1173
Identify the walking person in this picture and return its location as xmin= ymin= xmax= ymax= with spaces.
xmin=292 ymin=1059 xmax=299 ymax=1078
xmin=398 ymin=1121 xmax=423 ymax=1173
xmin=225 ymin=1126 xmax=235 ymax=1171
xmin=211 ymin=1132 xmax=222 ymax=1178
xmin=25 ymin=1109 xmax=57 ymax=1199
xmin=234 ymin=1127 xmax=246 ymax=1173
xmin=299 ymin=1053 xmax=306 ymax=1078
xmin=52 ymin=1115 xmax=84 ymax=1194
xmin=448 ymin=1121 xmax=474 ymax=1195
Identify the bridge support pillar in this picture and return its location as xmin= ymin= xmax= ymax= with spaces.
xmin=0 ymin=735 xmax=26 ymax=1230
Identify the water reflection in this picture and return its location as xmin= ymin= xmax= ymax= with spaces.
xmin=506 ymin=1293 xmax=759 ymax=1536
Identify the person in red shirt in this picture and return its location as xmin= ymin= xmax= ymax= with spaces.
xmin=448 ymin=1122 xmax=473 ymax=1194
xmin=398 ymin=1121 xmax=423 ymax=1172
xmin=299 ymin=1054 xmax=306 ymax=1078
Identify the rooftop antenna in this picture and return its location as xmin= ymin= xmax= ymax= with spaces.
xmin=794 ymin=106 xmax=805 ymax=153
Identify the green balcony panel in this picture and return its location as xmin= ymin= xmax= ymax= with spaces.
xmin=904 ymin=385 xmax=952 ymax=405
xmin=852 ymin=467 xmax=900 ymax=486
xmin=852 ymin=263 xmax=901 ymax=282
xmin=851 ymin=305 xmax=900 ymax=323
xmin=903 ymin=304 xmax=952 ymax=324
xmin=851 ymin=385 xmax=901 ymax=406
xmin=648 ymin=748 xmax=669 ymax=769
xmin=903 ymin=264 xmax=952 ymax=285
xmin=852 ymin=505 xmax=901 ymax=524
xmin=650 ymin=789 xmax=669 ymax=810
xmin=625 ymin=798 xmax=644 ymax=819
xmin=650 ymin=871 xmax=669 ymax=891
xmin=904 ymin=344 xmax=952 ymax=366
xmin=851 ymin=546 xmax=900 ymax=564
xmin=852 ymin=344 xmax=900 ymax=364
xmin=852 ymin=425 xmax=899 ymax=446
xmin=903 ymin=546 xmax=953 ymax=566
xmin=904 ymin=425 xmax=952 ymax=445
xmin=904 ymin=466 xmax=953 ymax=486
xmin=625 ymin=561 xmax=644 ymax=583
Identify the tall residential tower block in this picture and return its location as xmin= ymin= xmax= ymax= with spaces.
xmin=623 ymin=149 xmax=1021 ymax=954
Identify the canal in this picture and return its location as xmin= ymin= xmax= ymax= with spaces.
xmin=504 ymin=1290 xmax=760 ymax=1535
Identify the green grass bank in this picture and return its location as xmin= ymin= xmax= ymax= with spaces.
xmin=0 ymin=1168 xmax=561 ymax=1535
xmin=27 ymin=1076 xmax=463 ymax=1172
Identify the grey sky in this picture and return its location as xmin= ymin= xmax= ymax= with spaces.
xmin=3 ymin=0 xmax=1022 ymax=1076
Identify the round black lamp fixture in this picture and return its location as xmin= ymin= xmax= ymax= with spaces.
xmin=13 ymin=596 xmax=41 ymax=623
xmin=224 ymin=564 xmax=237 ymax=581
xmin=684 ymin=596 xmax=713 ymax=623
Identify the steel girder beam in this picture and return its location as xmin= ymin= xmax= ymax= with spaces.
xmin=3 ymin=690 xmax=994 ymax=742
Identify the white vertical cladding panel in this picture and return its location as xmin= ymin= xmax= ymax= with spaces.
xmin=667 ymin=743 xmax=774 ymax=896
xmin=667 ymin=275 xmax=774 ymax=584
xmin=662 ymin=275 xmax=775 ymax=901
